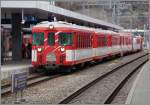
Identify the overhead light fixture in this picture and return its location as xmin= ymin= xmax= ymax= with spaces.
xmin=21 ymin=19 xmax=25 ymax=24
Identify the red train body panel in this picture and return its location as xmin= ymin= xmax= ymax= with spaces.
xmin=31 ymin=21 xmax=143 ymax=69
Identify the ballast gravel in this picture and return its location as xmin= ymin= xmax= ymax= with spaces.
xmin=1 ymin=51 xmax=147 ymax=104
xmin=68 ymin=56 xmax=146 ymax=104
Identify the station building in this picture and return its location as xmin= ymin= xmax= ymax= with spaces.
xmin=1 ymin=0 xmax=123 ymax=63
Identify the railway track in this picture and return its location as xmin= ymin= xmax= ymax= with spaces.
xmin=1 ymin=73 xmax=61 ymax=95
xmin=59 ymin=53 xmax=149 ymax=104
xmin=1 ymin=73 xmax=45 ymax=88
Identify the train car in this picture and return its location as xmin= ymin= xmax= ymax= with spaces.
xmin=133 ymin=36 xmax=143 ymax=52
xmin=31 ymin=21 xmax=143 ymax=72
xmin=93 ymin=30 xmax=113 ymax=60
xmin=120 ymin=32 xmax=133 ymax=54
xmin=32 ymin=21 xmax=94 ymax=69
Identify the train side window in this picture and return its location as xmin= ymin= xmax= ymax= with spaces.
xmin=78 ymin=34 xmax=79 ymax=48
xmin=58 ymin=32 xmax=73 ymax=45
xmin=82 ymin=33 xmax=84 ymax=48
xmin=101 ymin=37 xmax=104 ymax=47
xmin=89 ymin=35 xmax=91 ymax=47
xmin=79 ymin=34 xmax=81 ymax=48
xmin=88 ymin=34 xmax=89 ymax=47
xmin=128 ymin=38 xmax=129 ymax=45
xmin=90 ymin=35 xmax=92 ymax=47
xmin=122 ymin=38 xmax=123 ymax=45
xmin=82 ymin=34 xmax=84 ymax=48
xmin=112 ymin=37 xmax=113 ymax=46
xmin=89 ymin=34 xmax=91 ymax=47
xmin=80 ymin=34 xmax=82 ymax=48
xmin=84 ymin=34 xmax=85 ymax=48
xmin=87 ymin=35 xmax=88 ymax=48
xmin=86 ymin=34 xmax=88 ymax=48
xmin=100 ymin=36 xmax=102 ymax=47
xmin=76 ymin=34 xmax=77 ymax=48
xmin=85 ymin=34 xmax=87 ymax=48
xmin=76 ymin=33 xmax=79 ymax=48
xmin=104 ymin=36 xmax=107 ymax=46
xmin=88 ymin=35 xmax=89 ymax=48
xmin=103 ymin=36 xmax=105 ymax=47
xmin=77 ymin=33 xmax=79 ymax=48
xmin=80 ymin=34 xmax=81 ymax=48
xmin=99 ymin=36 xmax=101 ymax=46
xmin=112 ymin=37 xmax=116 ymax=46
xmin=86 ymin=34 xmax=87 ymax=48
xmin=101 ymin=36 xmax=102 ymax=46
xmin=122 ymin=37 xmax=123 ymax=45
xmin=99 ymin=36 xmax=101 ymax=47
xmin=117 ymin=38 xmax=118 ymax=45
xmin=97 ymin=36 xmax=100 ymax=47
xmin=32 ymin=32 xmax=44 ymax=46
xmin=98 ymin=36 xmax=99 ymax=47
xmin=120 ymin=37 xmax=122 ymax=45
xmin=83 ymin=34 xmax=85 ymax=48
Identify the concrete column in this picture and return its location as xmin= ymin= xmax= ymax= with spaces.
xmin=149 ymin=1 xmax=150 ymax=60
xmin=11 ymin=13 xmax=22 ymax=61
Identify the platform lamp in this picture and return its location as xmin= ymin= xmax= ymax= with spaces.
xmin=21 ymin=9 xmax=25 ymax=24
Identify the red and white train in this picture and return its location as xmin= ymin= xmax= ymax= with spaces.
xmin=31 ymin=21 xmax=143 ymax=71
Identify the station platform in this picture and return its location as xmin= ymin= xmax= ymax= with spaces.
xmin=126 ymin=60 xmax=150 ymax=104
xmin=1 ymin=60 xmax=32 ymax=80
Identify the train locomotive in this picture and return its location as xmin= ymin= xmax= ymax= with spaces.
xmin=31 ymin=21 xmax=143 ymax=72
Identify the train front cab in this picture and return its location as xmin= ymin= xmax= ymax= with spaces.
xmin=31 ymin=28 xmax=75 ymax=69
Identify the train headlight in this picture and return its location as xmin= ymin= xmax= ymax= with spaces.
xmin=49 ymin=25 xmax=54 ymax=29
xmin=37 ymin=47 xmax=42 ymax=52
xmin=60 ymin=47 xmax=65 ymax=52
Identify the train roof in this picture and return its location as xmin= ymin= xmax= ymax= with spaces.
xmin=33 ymin=21 xmax=118 ymax=34
xmin=34 ymin=21 xmax=90 ymax=31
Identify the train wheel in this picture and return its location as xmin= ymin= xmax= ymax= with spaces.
xmin=66 ymin=68 xmax=72 ymax=73
xmin=80 ymin=63 xmax=85 ymax=68
xmin=44 ymin=64 xmax=59 ymax=75
xmin=45 ymin=67 xmax=60 ymax=75
xmin=94 ymin=59 xmax=103 ymax=64
xmin=71 ymin=66 xmax=77 ymax=72
xmin=75 ymin=63 xmax=85 ymax=70
xmin=34 ymin=66 xmax=45 ymax=73
xmin=45 ymin=68 xmax=54 ymax=74
xmin=45 ymin=69 xmax=52 ymax=74
xmin=61 ymin=67 xmax=72 ymax=74
xmin=58 ymin=66 xmax=72 ymax=74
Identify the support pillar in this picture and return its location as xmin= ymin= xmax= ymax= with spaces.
xmin=11 ymin=13 xmax=22 ymax=61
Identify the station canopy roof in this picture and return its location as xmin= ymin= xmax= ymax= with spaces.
xmin=1 ymin=0 xmax=123 ymax=30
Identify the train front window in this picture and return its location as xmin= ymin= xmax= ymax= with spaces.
xmin=32 ymin=32 xmax=44 ymax=46
xmin=58 ymin=32 xmax=73 ymax=45
xmin=48 ymin=32 xmax=55 ymax=45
